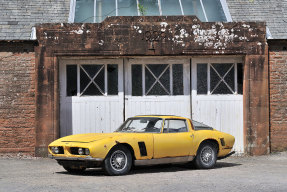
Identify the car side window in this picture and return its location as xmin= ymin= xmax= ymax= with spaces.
xmin=163 ymin=119 xmax=188 ymax=133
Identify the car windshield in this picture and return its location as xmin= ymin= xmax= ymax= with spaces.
xmin=115 ymin=117 xmax=163 ymax=133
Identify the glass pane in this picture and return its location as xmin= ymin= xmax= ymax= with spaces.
xmin=210 ymin=63 xmax=234 ymax=94
xmin=197 ymin=64 xmax=207 ymax=94
xmin=145 ymin=64 xmax=170 ymax=95
xmin=80 ymin=67 xmax=91 ymax=93
xmin=212 ymin=63 xmax=233 ymax=77
xmin=107 ymin=64 xmax=118 ymax=95
xmin=83 ymin=84 xmax=103 ymax=95
xmin=147 ymin=82 xmax=168 ymax=95
xmin=94 ymin=66 xmax=105 ymax=93
xmin=210 ymin=65 xmax=221 ymax=93
xmin=117 ymin=117 xmax=162 ymax=133
xmin=74 ymin=0 xmax=94 ymax=23
xmin=173 ymin=64 xmax=183 ymax=95
xmin=145 ymin=66 xmax=155 ymax=94
xmin=159 ymin=67 xmax=170 ymax=92
xmin=138 ymin=0 xmax=160 ymax=16
xmin=212 ymin=82 xmax=232 ymax=94
xmin=146 ymin=64 xmax=168 ymax=77
xmin=66 ymin=65 xmax=77 ymax=96
xmin=181 ymin=0 xmax=206 ymax=21
xmin=118 ymin=0 xmax=138 ymax=16
xmin=166 ymin=120 xmax=188 ymax=133
xmin=192 ymin=120 xmax=212 ymax=129
xmin=80 ymin=65 xmax=105 ymax=95
xmin=132 ymin=65 xmax=143 ymax=96
xmin=82 ymin=65 xmax=103 ymax=77
xmin=224 ymin=65 xmax=234 ymax=92
xmin=237 ymin=63 xmax=243 ymax=94
xmin=96 ymin=0 xmax=116 ymax=23
xmin=163 ymin=120 xmax=168 ymax=133
xmin=202 ymin=0 xmax=226 ymax=22
xmin=161 ymin=0 xmax=182 ymax=15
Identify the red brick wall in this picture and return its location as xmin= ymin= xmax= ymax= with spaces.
xmin=269 ymin=40 xmax=287 ymax=152
xmin=0 ymin=42 xmax=36 ymax=156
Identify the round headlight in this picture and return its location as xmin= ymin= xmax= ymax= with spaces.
xmin=78 ymin=148 xmax=84 ymax=155
xmin=52 ymin=147 xmax=59 ymax=154
xmin=85 ymin=148 xmax=90 ymax=155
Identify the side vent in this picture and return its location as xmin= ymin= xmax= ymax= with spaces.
xmin=220 ymin=138 xmax=225 ymax=146
xmin=138 ymin=142 xmax=147 ymax=156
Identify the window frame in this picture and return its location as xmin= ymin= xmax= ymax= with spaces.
xmin=193 ymin=57 xmax=243 ymax=96
xmin=69 ymin=0 xmax=232 ymax=23
xmin=62 ymin=59 xmax=122 ymax=97
xmin=131 ymin=63 xmax=184 ymax=96
xmin=162 ymin=118 xmax=189 ymax=133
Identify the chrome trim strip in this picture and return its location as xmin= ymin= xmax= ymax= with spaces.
xmin=134 ymin=156 xmax=195 ymax=166
xmin=49 ymin=154 xmax=103 ymax=161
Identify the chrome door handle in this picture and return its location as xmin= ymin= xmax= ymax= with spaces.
xmin=190 ymin=134 xmax=194 ymax=138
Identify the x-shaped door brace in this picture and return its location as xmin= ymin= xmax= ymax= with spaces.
xmin=210 ymin=64 xmax=235 ymax=94
xmin=80 ymin=65 xmax=105 ymax=96
xmin=145 ymin=64 xmax=170 ymax=95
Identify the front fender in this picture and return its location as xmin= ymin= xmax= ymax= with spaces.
xmin=89 ymin=135 xmax=153 ymax=160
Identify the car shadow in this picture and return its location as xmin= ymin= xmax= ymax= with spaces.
xmin=55 ymin=161 xmax=241 ymax=176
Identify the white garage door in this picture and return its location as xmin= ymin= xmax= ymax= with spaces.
xmin=124 ymin=58 xmax=191 ymax=119
xmin=192 ymin=57 xmax=244 ymax=153
xmin=59 ymin=59 xmax=124 ymax=136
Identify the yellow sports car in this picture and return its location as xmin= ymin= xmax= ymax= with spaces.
xmin=49 ymin=115 xmax=235 ymax=175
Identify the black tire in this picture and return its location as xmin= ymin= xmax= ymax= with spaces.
xmin=63 ymin=166 xmax=86 ymax=174
xmin=103 ymin=145 xmax=132 ymax=176
xmin=194 ymin=141 xmax=217 ymax=169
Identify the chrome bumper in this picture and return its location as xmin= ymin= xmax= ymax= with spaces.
xmin=48 ymin=154 xmax=103 ymax=161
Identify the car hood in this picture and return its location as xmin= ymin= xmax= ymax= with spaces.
xmin=58 ymin=133 xmax=124 ymax=143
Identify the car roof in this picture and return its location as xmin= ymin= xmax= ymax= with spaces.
xmin=133 ymin=115 xmax=187 ymax=119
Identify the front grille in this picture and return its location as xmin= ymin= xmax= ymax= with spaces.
xmin=70 ymin=147 xmax=89 ymax=155
xmin=70 ymin=147 xmax=79 ymax=155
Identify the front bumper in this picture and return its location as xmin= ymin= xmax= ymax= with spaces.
xmin=48 ymin=154 xmax=103 ymax=161
xmin=49 ymin=154 xmax=104 ymax=168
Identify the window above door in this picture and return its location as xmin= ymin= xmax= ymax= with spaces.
xmin=195 ymin=58 xmax=243 ymax=95
xmin=131 ymin=63 xmax=184 ymax=96
xmin=69 ymin=0 xmax=231 ymax=23
xmin=66 ymin=63 xmax=119 ymax=96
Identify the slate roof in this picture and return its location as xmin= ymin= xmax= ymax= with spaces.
xmin=0 ymin=0 xmax=286 ymax=40
xmin=0 ymin=0 xmax=70 ymax=40
xmin=227 ymin=0 xmax=287 ymax=39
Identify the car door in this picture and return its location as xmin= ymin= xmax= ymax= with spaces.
xmin=153 ymin=119 xmax=194 ymax=158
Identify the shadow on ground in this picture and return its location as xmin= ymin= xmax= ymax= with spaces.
xmin=56 ymin=161 xmax=241 ymax=176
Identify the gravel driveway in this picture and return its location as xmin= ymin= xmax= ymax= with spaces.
xmin=0 ymin=152 xmax=287 ymax=192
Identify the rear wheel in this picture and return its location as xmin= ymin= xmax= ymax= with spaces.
xmin=194 ymin=141 xmax=217 ymax=169
xmin=103 ymin=145 xmax=132 ymax=176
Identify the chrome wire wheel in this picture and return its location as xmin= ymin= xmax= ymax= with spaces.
xmin=200 ymin=146 xmax=214 ymax=165
xmin=194 ymin=142 xmax=217 ymax=169
xmin=110 ymin=150 xmax=128 ymax=172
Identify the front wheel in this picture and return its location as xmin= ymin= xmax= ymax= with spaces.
xmin=103 ymin=145 xmax=132 ymax=176
xmin=194 ymin=142 xmax=217 ymax=169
